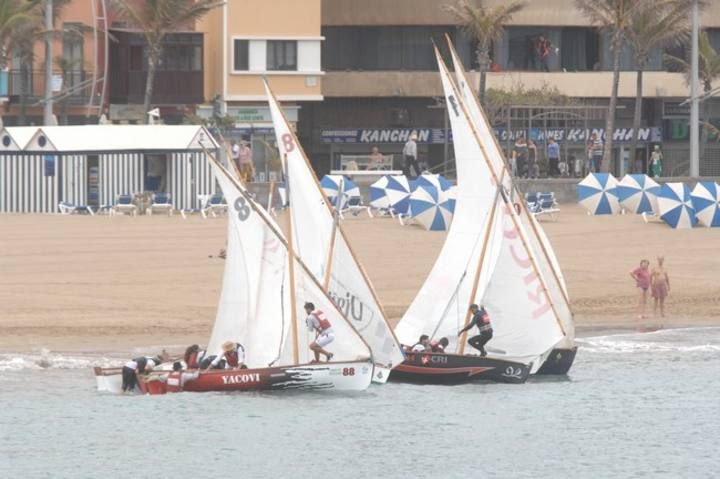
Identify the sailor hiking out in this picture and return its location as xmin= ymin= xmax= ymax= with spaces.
xmin=305 ymin=302 xmax=335 ymax=363
xmin=121 ymin=352 xmax=168 ymax=393
xmin=458 ymin=304 xmax=494 ymax=356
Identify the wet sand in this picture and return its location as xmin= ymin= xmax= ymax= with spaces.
xmin=1 ymin=205 xmax=718 ymax=353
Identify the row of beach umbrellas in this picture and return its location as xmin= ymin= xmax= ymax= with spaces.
xmin=369 ymin=174 xmax=456 ymax=231
xmin=577 ymin=173 xmax=720 ymax=229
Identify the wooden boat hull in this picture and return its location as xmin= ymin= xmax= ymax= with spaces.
xmin=95 ymin=360 xmax=373 ymax=394
xmin=389 ymin=352 xmax=530 ymax=385
xmin=535 ymin=347 xmax=577 ymax=375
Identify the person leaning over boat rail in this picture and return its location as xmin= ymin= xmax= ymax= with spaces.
xmin=121 ymin=351 xmax=169 ymax=393
xmin=202 ymin=341 xmax=247 ymax=371
xmin=184 ymin=344 xmax=207 ymax=369
xmin=430 ymin=337 xmax=449 ymax=353
xmin=458 ymin=304 xmax=494 ymax=357
xmin=305 ymin=302 xmax=335 ymax=363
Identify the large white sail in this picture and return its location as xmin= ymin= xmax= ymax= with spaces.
xmin=208 ymin=158 xmax=371 ymax=367
xmin=263 ymin=80 xmax=404 ymax=369
xmin=394 ymin=49 xmax=504 ymax=350
xmin=446 ymin=39 xmax=575 ymax=347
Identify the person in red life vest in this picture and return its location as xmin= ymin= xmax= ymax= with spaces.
xmin=164 ymin=361 xmax=199 ymax=393
xmin=204 ymin=341 xmax=247 ymax=371
xmin=184 ymin=344 xmax=206 ymax=369
xmin=458 ymin=304 xmax=494 ymax=356
xmin=430 ymin=337 xmax=449 ymax=353
xmin=304 ymin=302 xmax=335 ymax=363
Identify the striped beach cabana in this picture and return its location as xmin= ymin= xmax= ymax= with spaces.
xmin=0 ymin=125 xmax=220 ymax=213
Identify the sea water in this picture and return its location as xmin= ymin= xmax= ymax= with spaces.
xmin=1 ymin=327 xmax=718 ymax=479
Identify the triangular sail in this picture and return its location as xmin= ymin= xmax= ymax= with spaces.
xmin=395 ymin=48 xmax=504 ymax=350
xmin=263 ymin=80 xmax=404 ymax=369
xmin=207 ymin=156 xmax=371 ymax=367
xmin=446 ymin=38 xmax=575 ymax=347
xmin=396 ymin=45 xmax=565 ymax=366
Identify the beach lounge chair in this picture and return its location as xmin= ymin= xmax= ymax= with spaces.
xmin=58 ymin=202 xmax=94 ymax=215
xmin=339 ymin=194 xmax=371 ymax=219
xmin=111 ymin=194 xmax=137 ymax=216
xmin=147 ymin=193 xmax=173 ymax=216
xmin=533 ymin=192 xmax=560 ymax=222
xmin=202 ymin=193 xmax=227 ymax=218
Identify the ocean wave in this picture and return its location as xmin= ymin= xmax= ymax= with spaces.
xmin=0 ymin=349 xmax=122 ymax=371
xmin=578 ymin=327 xmax=720 ymax=353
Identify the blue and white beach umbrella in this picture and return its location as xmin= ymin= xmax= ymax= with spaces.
xmin=320 ymin=175 xmax=359 ymax=209
xmin=577 ymin=173 xmax=620 ymax=214
xmin=409 ymin=185 xmax=454 ymax=231
xmin=415 ymin=173 xmax=452 ymax=192
xmin=690 ymin=181 xmax=720 ymax=227
xmin=384 ymin=175 xmax=412 ymax=215
xmin=616 ymin=174 xmax=661 ymax=214
xmin=441 ymin=185 xmax=457 ymax=214
xmin=369 ymin=176 xmax=391 ymax=209
xmin=657 ymin=182 xmax=697 ymax=229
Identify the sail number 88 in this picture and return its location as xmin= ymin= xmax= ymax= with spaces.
xmin=342 ymin=367 xmax=355 ymax=376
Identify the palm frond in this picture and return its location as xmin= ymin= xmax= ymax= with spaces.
xmin=444 ymin=0 xmax=525 ymax=46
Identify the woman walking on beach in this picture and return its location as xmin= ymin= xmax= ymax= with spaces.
xmin=630 ymin=259 xmax=651 ymax=319
xmin=651 ymin=256 xmax=670 ymax=317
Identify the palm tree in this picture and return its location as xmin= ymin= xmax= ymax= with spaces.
xmin=666 ymin=31 xmax=720 ymax=162
xmin=0 ymin=0 xmax=40 ymax=70
xmin=444 ymin=0 xmax=525 ymax=106
xmin=112 ymin=0 xmax=224 ymax=123
xmin=575 ymin=0 xmax=646 ymax=172
xmin=625 ymin=0 xmax=690 ymax=162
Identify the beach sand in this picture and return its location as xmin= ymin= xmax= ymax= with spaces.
xmin=1 ymin=205 xmax=718 ymax=354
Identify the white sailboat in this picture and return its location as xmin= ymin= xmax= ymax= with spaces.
xmin=96 ymin=154 xmax=374 ymax=393
xmin=444 ymin=37 xmax=576 ymax=373
xmin=263 ymin=79 xmax=404 ymax=383
xmin=390 ymin=44 xmax=567 ymax=382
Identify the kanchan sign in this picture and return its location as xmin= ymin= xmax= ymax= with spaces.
xmin=320 ymin=127 xmax=662 ymax=144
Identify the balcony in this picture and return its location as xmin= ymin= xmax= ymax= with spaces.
xmin=111 ymin=70 xmax=204 ymax=105
xmin=323 ymin=71 xmax=691 ymax=98
xmin=0 ymin=69 xmax=95 ymax=105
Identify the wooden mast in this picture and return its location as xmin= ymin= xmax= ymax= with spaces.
xmin=457 ymin=181 xmax=502 ymax=354
xmin=283 ymin=153 xmax=300 ymax=365
xmin=322 ymin=179 xmax=344 ymax=291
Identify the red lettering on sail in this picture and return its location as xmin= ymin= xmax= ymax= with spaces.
xmin=509 ymin=244 xmax=532 ymax=269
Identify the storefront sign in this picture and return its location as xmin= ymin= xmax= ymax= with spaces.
xmin=496 ymin=127 xmax=662 ymax=143
xmin=662 ymin=101 xmax=690 ymax=119
xmin=321 ymin=128 xmax=448 ymax=144
xmin=322 ymin=127 xmax=662 ymax=144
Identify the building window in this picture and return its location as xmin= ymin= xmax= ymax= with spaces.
xmin=234 ymin=39 xmax=249 ymax=71
xmin=267 ymin=40 xmax=297 ymax=71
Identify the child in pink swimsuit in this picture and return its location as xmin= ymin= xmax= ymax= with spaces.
xmin=630 ymin=259 xmax=651 ymax=319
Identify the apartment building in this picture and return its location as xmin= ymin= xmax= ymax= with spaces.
xmin=300 ymin=0 xmax=720 ymax=176
xmin=197 ymin=0 xmax=323 ymax=181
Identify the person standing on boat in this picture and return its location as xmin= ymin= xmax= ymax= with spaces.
xmin=204 ymin=341 xmax=247 ymax=370
xmin=121 ymin=352 xmax=168 ymax=393
xmin=305 ymin=302 xmax=335 ymax=363
xmin=458 ymin=304 xmax=494 ymax=357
